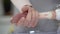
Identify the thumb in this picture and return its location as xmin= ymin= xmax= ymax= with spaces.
xmin=22 ymin=6 xmax=29 ymax=12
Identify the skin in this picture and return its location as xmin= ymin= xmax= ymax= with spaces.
xmin=51 ymin=11 xmax=56 ymax=20
xmin=11 ymin=5 xmax=56 ymax=28
xmin=39 ymin=11 xmax=56 ymax=20
xmin=11 ymin=6 xmax=39 ymax=28
xmin=25 ymin=8 xmax=39 ymax=28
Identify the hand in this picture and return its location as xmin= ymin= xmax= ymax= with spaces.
xmin=11 ymin=5 xmax=31 ymax=24
xmin=17 ymin=7 xmax=39 ymax=28
xmin=11 ymin=7 xmax=39 ymax=28
xmin=24 ymin=7 xmax=39 ymax=28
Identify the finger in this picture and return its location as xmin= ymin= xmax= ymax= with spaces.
xmin=17 ymin=17 xmax=25 ymax=26
xmin=32 ymin=11 xmax=39 ymax=27
xmin=11 ymin=12 xmax=27 ymax=24
xmin=24 ymin=7 xmax=32 ymax=27
xmin=28 ymin=8 xmax=36 ymax=27
xmin=22 ymin=6 xmax=29 ymax=12
xmin=11 ymin=13 xmax=22 ymax=23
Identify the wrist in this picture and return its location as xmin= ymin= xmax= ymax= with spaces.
xmin=39 ymin=11 xmax=54 ymax=19
xmin=51 ymin=11 xmax=56 ymax=19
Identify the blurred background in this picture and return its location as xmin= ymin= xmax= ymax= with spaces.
xmin=0 ymin=0 xmax=19 ymax=34
xmin=0 ymin=0 xmax=60 ymax=34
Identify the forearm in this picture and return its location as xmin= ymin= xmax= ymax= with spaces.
xmin=39 ymin=9 xmax=60 ymax=20
xmin=11 ymin=0 xmax=32 ymax=12
xmin=39 ymin=11 xmax=56 ymax=19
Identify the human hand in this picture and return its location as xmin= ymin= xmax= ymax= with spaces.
xmin=11 ymin=5 xmax=31 ymax=24
xmin=23 ymin=7 xmax=39 ymax=28
xmin=11 ymin=7 xmax=39 ymax=28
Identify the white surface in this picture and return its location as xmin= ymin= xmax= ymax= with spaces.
xmin=30 ymin=31 xmax=35 ymax=34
